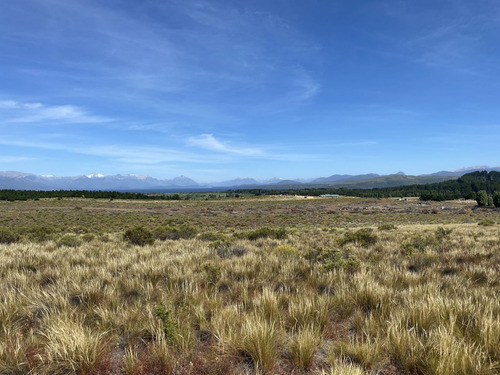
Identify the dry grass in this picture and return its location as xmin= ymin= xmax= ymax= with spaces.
xmin=0 ymin=196 xmax=499 ymax=374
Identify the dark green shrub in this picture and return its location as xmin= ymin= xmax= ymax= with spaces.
xmin=155 ymin=303 xmax=177 ymax=341
xmin=124 ymin=226 xmax=154 ymax=246
xmin=435 ymin=227 xmax=452 ymax=242
xmin=378 ymin=223 xmax=397 ymax=231
xmin=339 ymin=228 xmax=377 ymax=247
xmin=153 ymin=224 xmax=197 ymax=240
xmin=401 ymin=241 xmax=415 ymax=256
xmin=494 ymin=192 xmax=500 ymax=208
xmin=81 ymin=233 xmax=95 ymax=242
xmin=199 ymin=232 xmax=229 ymax=242
xmin=315 ymin=248 xmax=361 ymax=273
xmin=56 ymin=234 xmax=82 ymax=248
xmin=478 ymin=219 xmax=495 ymax=226
xmin=22 ymin=225 xmax=57 ymax=242
xmin=476 ymin=190 xmax=489 ymax=207
xmin=202 ymin=262 xmax=221 ymax=286
xmin=240 ymin=227 xmax=287 ymax=241
xmin=407 ymin=252 xmax=439 ymax=272
xmin=411 ymin=234 xmax=437 ymax=251
xmin=0 ymin=228 xmax=20 ymax=244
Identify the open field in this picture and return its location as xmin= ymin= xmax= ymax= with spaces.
xmin=1 ymin=196 xmax=499 ymax=374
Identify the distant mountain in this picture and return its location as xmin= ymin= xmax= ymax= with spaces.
xmin=208 ymin=178 xmax=261 ymax=187
xmin=312 ymin=173 xmax=380 ymax=184
xmin=275 ymin=179 xmax=302 ymax=185
xmin=0 ymin=166 xmax=498 ymax=191
xmin=323 ymin=174 xmax=456 ymax=189
xmin=207 ymin=177 xmax=297 ymax=187
xmin=167 ymin=176 xmax=198 ymax=187
xmin=425 ymin=166 xmax=500 ymax=177
xmin=0 ymin=172 xmax=199 ymax=191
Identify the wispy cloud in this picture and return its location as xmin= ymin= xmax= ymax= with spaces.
xmin=188 ymin=134 xmax=265 ymax=156
xmin=382 ymin=0 xmax=500 ymax=74
xmin=187 ymin=134 xmax=331 ymax=163
xmin=0 ymin=156 xmax=35 ymax=162
xmin=0 ymin=0 xmax=320 ymax=118
xmin=0 ymin=100 xmax=111 ymax=124
xmin=0 ymin=138 xmax=211 ymax=165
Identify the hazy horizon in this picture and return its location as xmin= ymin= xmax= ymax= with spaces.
xmin=1 ymin=1 xmax=499 ymax=181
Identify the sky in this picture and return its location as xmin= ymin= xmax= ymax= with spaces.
xmin=1 ymin=0 xmax=499 ymax=182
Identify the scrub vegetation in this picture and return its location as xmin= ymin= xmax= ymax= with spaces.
xmin=0 ymin=195 xmax=499 ymax=374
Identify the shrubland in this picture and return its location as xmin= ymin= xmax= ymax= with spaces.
xmin=0 ymin=195 xmax=499 ymax=374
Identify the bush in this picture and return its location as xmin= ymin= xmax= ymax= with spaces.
xmin=199 ymin=232 xmax=229 ymax=242
xmin=316 ymin=248 xmax=361 ymax=273
xmin=478 ymin=219 xmax=495 ymax=226
xmin=241 ymin=227 xmax=287 ymax=241
xmin=155 ymin=303 xmax=177 ymax=341
xmin=22 ymin=225 xmax=57 ymax=242
xmin=378 ymin=224 xmax=397 ymax=231
xmin=476 ymin=190 xmax=489 ymax=207
xmin=339 ymin=228 xmax=378 ymax=247
xmin=412 ymin=234 xmax=437 ymax=251
xmin=56 ymin=234 xmax=82 ymax=248
xmin=124 ymin=226 xmax=154 ymax=246
xmin=435 ymin=227 xmax=452 ymax=242
xmin=153 ymin=224 xmax=197 ymax=240
xmin=494 ymin=192 xmax=500 ymax=208
xmin=0 ymin=228 xmax=20 ymax=244
xmin=81 ymin=233 xmax=95 ymax=242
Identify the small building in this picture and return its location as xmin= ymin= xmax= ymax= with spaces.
xmin=320 ymin=194 xmax=339 ymax=198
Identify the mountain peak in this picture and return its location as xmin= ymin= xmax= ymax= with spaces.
xmin=86 ymin=173 xmax=105 ymax=178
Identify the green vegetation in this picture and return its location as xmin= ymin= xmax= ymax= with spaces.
xmin=0 ymin=189 xmax=184 ymax=201
xmin=493 ymin=191 xmax=500 ymax=208
xmin=238 ymin=226 xmax=288 ymax=240
xmin=235 ymin=171 xmax=500 ymax=201
xmin=123 ymin=226 xmax=155 ymax=246
xmin=153 ymin=224 xmax=197 ymax=240
xmin=0 ymin=228 xmax=20 ymax=244
xmin=338 ymin=228 xmax=378 ymax=247
xmin=476 ymin=190 xmax=489 ymax=207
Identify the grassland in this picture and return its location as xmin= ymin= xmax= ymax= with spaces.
xmin=0 ymin=196 xmax=499 ymax=374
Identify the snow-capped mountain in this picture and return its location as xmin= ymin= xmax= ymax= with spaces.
xmin=0 ymin=166 xmax=498 ymax=191
xmin=86 ymin=173 xmax=105 ymax=178
xmin=0 ymin=172 xmax=198 ymax=191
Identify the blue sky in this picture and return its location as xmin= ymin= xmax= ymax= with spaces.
xmin=1 ymin=0 xmax=499 ymax=182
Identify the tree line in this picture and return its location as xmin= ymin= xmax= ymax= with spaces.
xmin=0 ymin=190 xmax=183 ymax=201
xmin=233 ymin=171 xmax=500 ymax=206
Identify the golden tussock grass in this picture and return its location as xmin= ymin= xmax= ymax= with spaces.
xmin=0 ymin=197 xmax=499 ymax=374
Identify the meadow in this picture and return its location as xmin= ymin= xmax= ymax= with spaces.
xmin=0 ymin=195 xmax=499 ymax=374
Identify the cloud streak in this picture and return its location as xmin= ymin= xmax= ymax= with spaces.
xmin=0 ymin=100 xmax=111 ymax=124
xmin=188 ymin=134 xmax=265 ymax=157
xmin=0 ymin=0 xmax=320 ymax=116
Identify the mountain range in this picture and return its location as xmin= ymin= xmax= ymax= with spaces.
xmin=1 ymin=166 xmax=499 ymax=192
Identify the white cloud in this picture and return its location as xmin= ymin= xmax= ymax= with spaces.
xmin=0 ymin=100 xmax=111 ymax=124
xmin=1 ymin=0 xmax=320 ymax=116
xmin=0 ymin=100 xmax=43 ymax=110
xmin=187 ymin=134 xmax=265 ymax=156
xmin=0 ymin=138 xmax=229 ymax=165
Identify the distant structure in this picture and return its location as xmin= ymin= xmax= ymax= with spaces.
xmin=319 ymin=194 xmax=339 ymax=197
